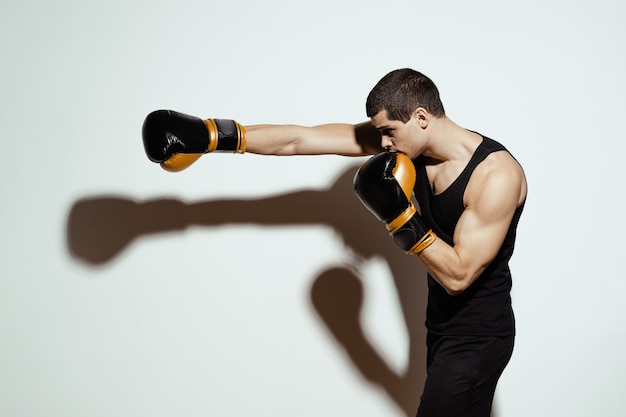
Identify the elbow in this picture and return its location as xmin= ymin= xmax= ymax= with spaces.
xmin=442 ymin=263 xmax=489 ymax=295
xmin=442 ymin=274 xmax=475 ymax=296
xmin=444 ymin=283 xmax=466 ymax=296
xmin=426 ymin=258 xmax=488 ymax=296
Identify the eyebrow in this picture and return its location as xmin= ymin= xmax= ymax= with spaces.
xmin=376 ymin=125 xmax=393 ymax=132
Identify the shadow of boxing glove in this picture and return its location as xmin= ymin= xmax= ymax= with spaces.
xmin=353 ymin=152 xmax=437 ymax=255
xmin=142 ymin=110 xmax=247 ymax=172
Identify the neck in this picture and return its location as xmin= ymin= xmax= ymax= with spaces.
xmin=421 ymin=116 xmax=482 ymax=163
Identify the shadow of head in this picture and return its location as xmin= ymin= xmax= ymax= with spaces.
xmin=310 ymin=266 xmax=365 ymax=341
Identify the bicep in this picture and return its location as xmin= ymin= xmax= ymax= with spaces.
xmin=452 ymin=171 xmax=521 ymax=279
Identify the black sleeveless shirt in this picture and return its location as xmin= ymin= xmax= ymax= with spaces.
xmin=414 ymin=136 xmax=524 ymax=337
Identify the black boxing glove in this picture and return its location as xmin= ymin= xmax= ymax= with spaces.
xmin=353 ymin=152 xmax=437 ymax=254
xmin=142 ymin=110 xmax=247 ymax=172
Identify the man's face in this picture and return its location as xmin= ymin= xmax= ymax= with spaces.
xmin=370 ymin=109 xmax=422 ymax=158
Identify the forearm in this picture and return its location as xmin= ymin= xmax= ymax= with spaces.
xmin=417 ymin=241 xmax=486 ymax=295
xmin=245 ymin=122 xmax=382 ymax=156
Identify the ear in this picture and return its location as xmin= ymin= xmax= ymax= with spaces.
xmin=412 ymin=107 xmax=430 ymax=128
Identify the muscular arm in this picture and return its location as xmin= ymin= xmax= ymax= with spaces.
xmin=418 ymin=153 xmax=526 ymax=295
xmin=245 ymin=121 xmax=384 ymax=156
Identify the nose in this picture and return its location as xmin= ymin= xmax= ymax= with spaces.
xmin=380 ymin=136 xmax=393 ymax=151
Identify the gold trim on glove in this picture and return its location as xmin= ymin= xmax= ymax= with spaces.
xmin=160 ymin=153 xmax=203 ymax=172
xmin=408 ymin=230 xmax=438 ymax=254
xmin=204 ymin=119 xmax=219 ymax=152
xmin=392 ymin=153 xmax=416 ymax=201
xmin=386 ymin=205 xmax=417 ymax=233
xmin=234 ymin=120 xmax=247 ymax=153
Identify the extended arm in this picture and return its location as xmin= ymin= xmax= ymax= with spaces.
xmin=142 ymin=110 xmax=383 ymax=171
xmin=246 ymin=122 xmax=383 ymax=156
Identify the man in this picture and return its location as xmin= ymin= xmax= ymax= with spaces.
xmin=142 ymin=68 xmax=527 ymax=416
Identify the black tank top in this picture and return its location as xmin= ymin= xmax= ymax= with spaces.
xmin=414 ymin=136 xmax=524 ymax=337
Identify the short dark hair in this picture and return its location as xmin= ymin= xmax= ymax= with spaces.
xmin=366 ymin=68 xmax=446 ymax=122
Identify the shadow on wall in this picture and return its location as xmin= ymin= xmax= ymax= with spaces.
xmin=66 ymin=164 xmax=429 ymax=417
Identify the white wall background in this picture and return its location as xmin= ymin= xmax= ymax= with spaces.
xmin=1 ymin=0 xmax=625 ymax=416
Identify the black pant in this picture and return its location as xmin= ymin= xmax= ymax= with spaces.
xmin=416 ymin=333 xmax=514 ymax=417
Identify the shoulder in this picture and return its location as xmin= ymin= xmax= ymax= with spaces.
xmin=465 ymin=149 xmax=527 ymax=209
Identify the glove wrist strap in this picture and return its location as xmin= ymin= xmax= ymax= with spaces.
xmin=205 ymin=119 xmax=247 ymax=153
xmin=408 ymin=230 xmax=438 ymax=254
